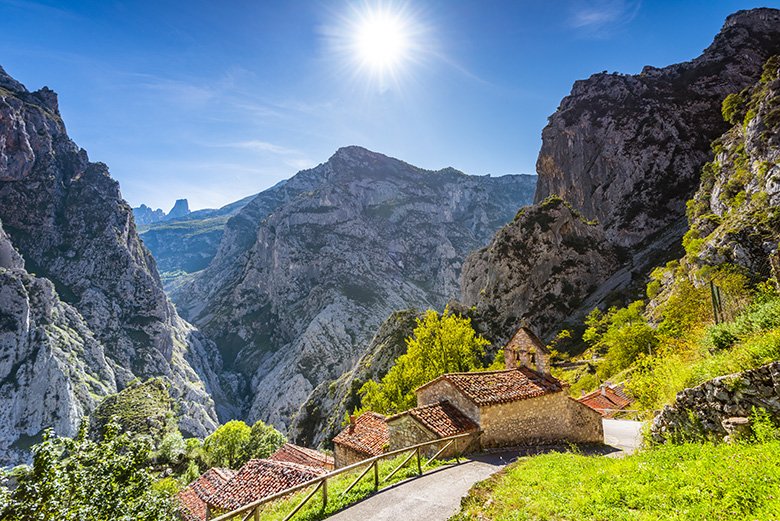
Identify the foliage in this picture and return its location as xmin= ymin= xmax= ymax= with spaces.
xmin=582 ymin=301 xmax=659 ymax=378
xmin=91 ymin=378 xmax=178 ymax=443
xmin=452 ymin=440 xmax=780 ymax=521
xmin=359 ymin=307 xmax=489 ymax=414
xmin=202 ymin=420 xmax=286 ymax=469
xmin=750 ymin=407 xmax=780 ymax=443
xmin=156 ymin=430 xmax=186 ymax=465
xmin=203 ymin=420 xmax=251 ymax=469
xmin=721 ymin=92 xmax=746 ymax=125
xmin=243 ymin=420 xmax=287 ymax=461
xmin=0 ymin=423 xmax=175 ymax=521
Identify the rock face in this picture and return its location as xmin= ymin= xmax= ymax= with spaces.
xmin=535 ymin=8 xmax=780 ymax=247
xmin=462 ymin=9 xmax=780 ymax=345
xmin=172 ymin=146 xmax=537 ymax=444
xmin=650 ymin=362 xmax=780 ymax=443
xmin=685 ymin=55 xmax=780 ymax=277
xmin=462 ymin=197 xmax=621 ymax=341
xmin=166 ymin=198 xmax=191 ymax=220
xmin=0 ymin=65 xmax=224 ymax=463
xmin=0 ymin=220 xmax=116 ymax=465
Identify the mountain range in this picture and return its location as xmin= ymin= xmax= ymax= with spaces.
xmin=0 ymin=7 xmax=778 ymax=462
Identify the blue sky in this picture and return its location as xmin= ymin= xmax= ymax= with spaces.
xmin=2 ymin=0 xmax=778 ymax=211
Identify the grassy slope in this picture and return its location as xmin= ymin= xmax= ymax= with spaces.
xmin=451 ymin=441 xmax=780 ymax=521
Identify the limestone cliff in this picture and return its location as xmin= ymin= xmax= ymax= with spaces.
xmin=172 ymin=146 xmax=537 ymax=444
xmin=685 ymin=55 xmax=780 ymax=277
xmin=535 ymin=8 xmax=780 ymax=247
xmin=0 ymin=220 xmax=119 ymax=465
xmin=462 ymin=9 xmax=780 ymax=346
xmin=0 ymin=66 xmax=224 ymax=462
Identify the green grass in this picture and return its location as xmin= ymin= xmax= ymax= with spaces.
xmin=215 ymin=454 xmax=452 ymax=521
xmin=450 ymin=441 xmax=780 ymax=521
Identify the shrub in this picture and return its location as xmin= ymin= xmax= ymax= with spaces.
xmin=721 ymin=92 xmax=745 ymax=124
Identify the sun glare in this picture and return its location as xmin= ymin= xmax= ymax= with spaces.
xmin=324 ymin=2 xmax=431 ymax=92
xmin=354 ymin=10 xmax=410 ymax=72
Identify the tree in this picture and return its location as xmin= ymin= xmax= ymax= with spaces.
xmin=243 ymin=420 xmax=286 ymax=462
xmin=0 ymin=423 xmax=175 ymax=521
xmin=360 ymin=307 xmax=489 ymax=414
xmin=203 ymin=420 xmax=251 ymax=469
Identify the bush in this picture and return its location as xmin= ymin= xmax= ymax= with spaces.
xmin=722 ymin=92 xmax=746 ymax=125
xmin=0 ymin=423 xmax=175 ymax=520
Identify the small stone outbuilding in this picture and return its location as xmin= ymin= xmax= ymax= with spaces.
xmin=386 ymin=400 xmax=480 ymax=457
xmin=578 ymin=383 xmax=633 ymax=417
xmin=332 ymin=412 xmax=389 ymax=468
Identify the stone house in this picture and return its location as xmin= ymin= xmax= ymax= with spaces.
xmin=270 ymin=443 xmax=335 ymax=471
xmin=578 ymin=383 xmax=633 ymax=418
xmin=332 ymin=411 xmax=389 ymax=468
xmin=386 ymin=400 xmax=480 ymax=457
xmin=206 ymin=459 xmax=325 ymax=515
xmin=411 ymin=326 xmax=602 ymax=448
xmin=178 ymin=467 xmax=236 ymax=521
xmin=332 ymin=327 xmax=603 ymax=465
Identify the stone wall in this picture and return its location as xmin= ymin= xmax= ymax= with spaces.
xmin=387 ymin=414 xmax=438 ymax=452
xmin=480 ymin=392 xmax=603 ymax=448
xmin=416 ymin=380 xmax=481 ymax=424
xmin=334 ymin=444 xmax=370 ymax=469
xmin=651 ymin=362 xmax=780 ymax=444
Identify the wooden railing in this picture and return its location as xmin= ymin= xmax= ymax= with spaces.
xmin=207 ymin=431 xmax=481 ymax=521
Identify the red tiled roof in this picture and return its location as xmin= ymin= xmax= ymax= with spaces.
xmin=332 ymin=412 xmax=389 ymax=457
xmin=270 ymin=443 xmax=334 ymax=470
xmin=207 ymin=459 xmax=325 ymax=512
xmin=390 ymin=400 xmax=479 ymax=438
xmin=177 ymin=467 xmax=236 ymax=521
xmin=578 ymin=385 xmax=633 ymax=417
xmin=416 ymin=368 xmax=562 ymax=406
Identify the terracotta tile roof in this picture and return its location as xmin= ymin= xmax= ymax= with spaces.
xmin=332 ymin=412 xmax=389 ymax=457
xmin=177 ymin=467 xmax=236 ymax=521
xmin=207 ymin=459 xmax=325 ymax=512
xmin=387 ymin=400 xmax=479 ymax=438
xmin=578 ymin=385 xmax=633 ymax=417
xmin=270 ymin=443 xmax=334 ymax=470
xmin=416 ymin=368 xmax=563 ymax=406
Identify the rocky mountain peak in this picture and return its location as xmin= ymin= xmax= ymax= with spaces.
xmin=0 ymin=65 xmax=27 ymax=93
xmin=167 ymin=198 xmax=191 ymax=219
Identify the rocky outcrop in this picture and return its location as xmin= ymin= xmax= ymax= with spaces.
xmin=535 ymin=8 xmax=780 ymax=248
xmin=0 ymin=65 xmax=224 ymax=461
xmin=461 ymin=197 xmax=621 ymax=341
xmin=684 ymin=55 xmax=780 ymax=277
xmin=650 ymin=362 xmax=780 ymax=444
xmin=172 ymin=146 xmax=537 ymax=444
xmin=460 ymin=9 xmax=780 ymax=346
xmin=297 ymin=309 xmax=420 ymax=446
xmin=0 ymin=219 xmax=115 ymax=465
xmin=166 ymin=198 xmax=190 ymax=220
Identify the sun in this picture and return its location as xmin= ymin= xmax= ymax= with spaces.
xmin=353 ymin=9 xmax=410 ymax=73
xmin=323 ymin=2 xmax=431 ymax=91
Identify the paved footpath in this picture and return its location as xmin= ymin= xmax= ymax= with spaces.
xmin=326 ymin=420 xmax=644 ymax=521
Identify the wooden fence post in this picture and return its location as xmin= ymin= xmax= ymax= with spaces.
xmin=416 ymin=447 xmax=422 ymax=475
xmin=322 ymin=478 xmax=328 ymax=511
xmin=373 ymin=461 xmax=379 ymax=491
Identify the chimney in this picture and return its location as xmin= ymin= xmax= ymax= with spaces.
xmin=348 ymin=414 xmax=356 ymax=433
xmin=600 ymin=385 xmax=606 ymax=397
xmin=581 ymin=390 xmax=586 ymax=397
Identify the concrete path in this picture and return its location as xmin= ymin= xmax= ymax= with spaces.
xmin=325 ymin=420 xmax=644 ymax=521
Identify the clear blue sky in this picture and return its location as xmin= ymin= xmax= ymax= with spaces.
xmin=2 ymin=0 xmax=778 ymax=211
